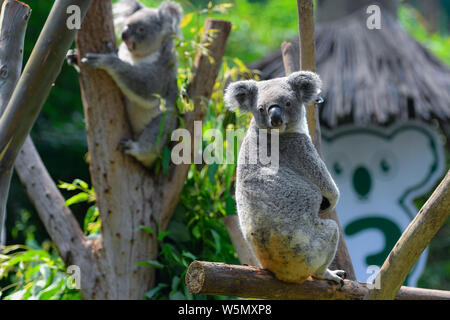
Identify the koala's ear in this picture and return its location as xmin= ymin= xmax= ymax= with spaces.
xmin=159 ymin=1 xmax=183 ymax=34
xmin=224 ymin=80 xmax=258 ymax=113
xmin=287 ymin=71 xmax=322 ymax=105
xmin=113 ymin=0 xmax=144 ymax=31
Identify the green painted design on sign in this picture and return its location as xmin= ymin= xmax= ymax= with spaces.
xmin=353 ymin=166 xmax=372 ymax=198
xmin=345 ymin=216 xmax=402 ymax=266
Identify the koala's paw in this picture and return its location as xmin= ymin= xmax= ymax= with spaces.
xmin=314 ymin=269 xmax=346 ymax=287
xmin=119 ymin=138 xmax=140 ymax=156
xmin=66 ymin=49 xmax=79 ymax=70
xmin=81 ymin=53 xmax=113 ymax=69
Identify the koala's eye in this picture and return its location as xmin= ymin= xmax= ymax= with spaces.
xmin=286 ymin=101 xmax=291 ymax=107
xmin=258 ymin=106 xmax=265 ymax=114
xmin=137 ymin=26 xmax=145 ymax=34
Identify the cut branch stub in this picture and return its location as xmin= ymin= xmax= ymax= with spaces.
xmin=186 ymin=261 xmax=450 ymax=300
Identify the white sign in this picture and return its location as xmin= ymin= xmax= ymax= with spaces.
xmin=322 ymin=122 xmax=445 ymax=286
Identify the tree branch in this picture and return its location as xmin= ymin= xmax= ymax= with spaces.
xmin=0 ymin=0 xmax=30 ymax=245
xmin=186 ymin=261 xmax=450 ymax=300
xmin=14 ymin=136 xmax=101 ymax=297
xmin=223 ymin=215 xmax=260 ymax=267
xmin=0 ymin=0 xmax=91 ymax=244
xmin=367 ymin=170 xmax=450 ymax=300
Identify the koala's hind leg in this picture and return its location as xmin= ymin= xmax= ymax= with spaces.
xmin=120 ymin=111 xmax=177 ymax=167
xmin=311 ymin=219 xmax=346 ymax=285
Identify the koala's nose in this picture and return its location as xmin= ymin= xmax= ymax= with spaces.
xmin=268 ymin=105 xmax=283 ymax=127
xmin=121 ymin=26 xmax=130 ymax=41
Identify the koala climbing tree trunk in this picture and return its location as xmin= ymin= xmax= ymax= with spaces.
xmin=75 ymin=0 xmax=231 ymax=299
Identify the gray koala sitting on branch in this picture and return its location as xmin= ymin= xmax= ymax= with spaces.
xmin=79 ymin=0 xmax=182 ymax=167
xmin=224 ymin=71 xmax=346 ymax=285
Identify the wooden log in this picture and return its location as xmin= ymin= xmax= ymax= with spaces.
xmin=223 ymin=215 xmax=260 ymax=267
xmin=185 ymin=261 xmax=450 ymax=300
xmin=367 ymin=170 xmax=450 ymax=300
xmin=0 ymin=0 xmax=30 ymax=245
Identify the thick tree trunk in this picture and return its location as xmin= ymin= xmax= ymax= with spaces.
xmin=185 ymin=261 xmax=450 ymax=300
xmin=76 ymin=0 xmax=231 ymax=299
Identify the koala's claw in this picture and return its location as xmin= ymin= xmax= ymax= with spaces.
xmin=66 ymin=49 xmax=80 ymax=72
xmin=119 ymin=138 xmax=133 ymax=153
xmin=314 ymin=269 xmax=346 ymax=286
xmin=105 ymin=41 xmax=118 ymax=54
xmin=81 ymin=53 xmax=104 ymax=68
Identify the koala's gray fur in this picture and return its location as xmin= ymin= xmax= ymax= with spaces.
xmin=81 ymin=0 xmax=182 ymax=167
xmin=224 ymin=71 xmax=346 ymax=284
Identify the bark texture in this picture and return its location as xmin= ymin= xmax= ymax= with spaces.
xmin=75 ymin=0 xmax=231 ymax=298
xmin=186 ymin=261 xmax=450 ymax=300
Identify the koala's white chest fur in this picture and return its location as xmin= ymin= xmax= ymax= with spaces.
xmin=118 ymin=46 xmax=162 ymax=136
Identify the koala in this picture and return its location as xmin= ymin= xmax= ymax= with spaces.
xmin=81 ymin=0 xmax=183 ymax=167
xmin=224 ymin=71 xmax=346 ymax=284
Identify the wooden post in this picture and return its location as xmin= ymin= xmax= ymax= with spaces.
xmin=295 ymin=0 xmax=357 ymax=280
xmin=367 ymin=170 xmax=450 ymax=300
xmin=186 ymin=260 xmax=450 ymax=300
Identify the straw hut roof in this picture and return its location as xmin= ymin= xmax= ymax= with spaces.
xmin=249 ymin=2 xmax=450 ymax=128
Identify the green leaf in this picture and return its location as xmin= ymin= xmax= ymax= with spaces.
xmin=210 ymin=229 xmax=221 ymax=255
xmin=135 ymin=260 xmax=165 ymax=269
xmin=162 ymin=146 xmax=171 ymax=176
xmin=144 ymin=283 xmax=168 ymax=300
xmin=180 ymin=12 xmax=193 ymax=28
xmin=136 ymin=225 xmax=154 ymax=235
xmin=169 ymin=291 xmax=185 ymax=300
xmin=182 ymin=251 xmax=197 ymax=261
xmin=65 ymin=192 xmax=89 ymax=207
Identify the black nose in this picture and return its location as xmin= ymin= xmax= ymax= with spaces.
xmin=121 ymin=27 xmax=129 ymax=41
xmin=268 ymin=105 xmax=282 ymax=127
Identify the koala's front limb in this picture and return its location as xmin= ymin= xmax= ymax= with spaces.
xmin=290 ymin=134 xmax=340 ymax=213
xmin=81 ymin=52 xmax=171 ymax=110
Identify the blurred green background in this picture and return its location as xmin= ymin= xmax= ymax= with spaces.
xmin=1 ymin=0 xmax=448 ymax=299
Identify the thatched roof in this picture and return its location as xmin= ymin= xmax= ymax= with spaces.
xmin=249 ymin=8 xmax=450 ymax=128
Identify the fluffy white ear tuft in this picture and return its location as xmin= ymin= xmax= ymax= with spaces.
xmin=113 ymin=0 xmax=144 ymax=33
xmin=159 ymin=1 xmax=183 ymax=34
xmin=287 ymin=71 xmax=322 ymax=105
xmin=224 ymin=80 xmax=258 ymax=113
